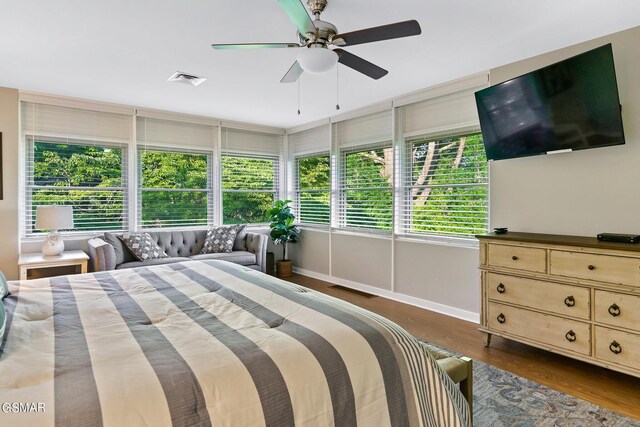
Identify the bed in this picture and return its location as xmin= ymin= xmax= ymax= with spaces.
xmin=0 ymin=260 xmax=470 ymax=426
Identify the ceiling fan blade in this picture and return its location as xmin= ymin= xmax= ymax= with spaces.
xmin=212 ymin=43 xmax=300 ymax=50
xmin=277 ymin=0 xmax=316 ymax=36
xmin=334 ymin=20 xmax=421 ymax=47
xmin=280 ymin=61 xmax=304 ymax=83
xmin=335 ymin=49 xmax=388 ymax=80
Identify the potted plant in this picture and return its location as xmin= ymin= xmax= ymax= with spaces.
xmin=266 ymin=199 xmax=301 ymax=278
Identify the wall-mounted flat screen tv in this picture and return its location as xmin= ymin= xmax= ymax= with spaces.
xmin=475 ymin=44 xmax=625 ymax=161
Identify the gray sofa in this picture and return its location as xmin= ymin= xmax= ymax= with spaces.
xmin=88 ymin=230 xmax=268 ymax=273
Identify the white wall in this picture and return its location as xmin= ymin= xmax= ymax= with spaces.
xmin=331 ymin=233 xmax=392 ymax=291
xmin=394 ymin=240 xmax=479 ymax=315
xmin=489 ymin=26 xmax=640 ymax=235
xmin=287 ymin=229 xmax=330 ymax=275
xmin=0 ymin=88 xmax=20 ymax=280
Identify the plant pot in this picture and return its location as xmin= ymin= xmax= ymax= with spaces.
xmin=276 ymin=260 xmax=293 ymax=278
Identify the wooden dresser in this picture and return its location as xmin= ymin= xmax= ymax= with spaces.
xmin=477 ymin=232 xmax=640 ymax=378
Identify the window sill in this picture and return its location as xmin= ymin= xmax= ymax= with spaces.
xmin=395 ymin=233 xmax=480 ymax=249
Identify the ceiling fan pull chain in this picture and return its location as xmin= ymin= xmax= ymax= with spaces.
xmin=336 ymin=65 xmax=340 ymax=111
xmin=297 ymin=78 xmax=301 ymax=115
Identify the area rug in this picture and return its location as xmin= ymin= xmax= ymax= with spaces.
xmin=472 ymin=358 xmax=640 ymax=426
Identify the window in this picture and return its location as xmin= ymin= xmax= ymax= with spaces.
xmin=26 ymin=139 xmax=127 ymax=233
xmin=399 ymin=132 xmax=488 ymax=237
xmin=339 ymin=143 xmax=393 ymax=231
xmin=138 ymin=148 xmax=212 ymax=228
xmin=295 ymin=153 xmax=331 ymax=225
xmin=221 ymin=154 xmax=279 ymax=224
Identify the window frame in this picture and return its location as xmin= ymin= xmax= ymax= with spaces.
xmin=24 ymin=136 xmax=129 ymax=236
xmin=337 ymin=141 xmax=394 ymax=234
xmin=398 ymin=130 xmax=488 ymax=240
xmin=294 ymin=151 xmax=331 ymax=228
xmin=136 ymin=146 xmax=214 ymax=230
xmin=220 ymin=152 xmax=280 ymax=225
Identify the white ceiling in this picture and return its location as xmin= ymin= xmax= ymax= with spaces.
xmin=2 ymin=0 xmax=640 ymax=129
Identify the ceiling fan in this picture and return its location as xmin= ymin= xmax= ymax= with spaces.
xmin=211 ymin=0 xmax=421 ymax=83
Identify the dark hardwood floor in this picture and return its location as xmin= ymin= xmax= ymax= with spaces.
xmin=285 ymin=273 xmax=640 ymax=421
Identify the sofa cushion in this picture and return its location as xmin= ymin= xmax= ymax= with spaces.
xmin=104 ymin=232 xmax=137 ymax=265
xmin=119 ymin=233 xmax=168 ymax=261
xmin=149 ymin=230 xmax=207 ymax=257
xmin=190 ymin=251 xmax=256 ymax=266
xmin=233 ymin=225 xmax=247 ymax=251
xmin=201 ymin=226 xmax=237 ymax=254
xmin=116 ymin=257 xmax=191 ymax=270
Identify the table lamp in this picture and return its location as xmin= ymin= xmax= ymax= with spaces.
xmin=35 ymin=205 xmax=74 ymax=256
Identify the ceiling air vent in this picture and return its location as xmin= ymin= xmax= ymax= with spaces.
xmin=167 ymin=71 xmax=207 ymax=87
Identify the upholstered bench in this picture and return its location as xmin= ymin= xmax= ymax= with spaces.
xmin=422 ymin=343 xmax=473 ymax=417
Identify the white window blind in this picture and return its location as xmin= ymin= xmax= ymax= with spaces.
xmin=221 ymin=128 xmax=283 ymax=156
xmin=397 ymin=132 xmax=488 ymax=238
xmin=22 ymin=102 xmax=132 ymax=143
xmin=333 ymin=110 xmax=392 ymax=148
xmin=221 ymin=154 xmax=279 ymax=224
xmin=137 ymin=147 xmax=212 ymax=229
xmin=289 ymin=124 xmax=330 ymax=157
xmin=334 ymin=110 xmax=393 ymax=232
xmin=22 ymin=102 xmax=131 ymax=235
xmin=25 ymin=138 xmax=128 ymax=234
xmin=338 ymin=143 xmax=393 ymax=232
xmin=294 ymin=153 xmax=331 ymax=226
xmin=136 ymin=116 xmax=217 ymax=149
xmin=396 ymin=76 xmax=489 ymax=238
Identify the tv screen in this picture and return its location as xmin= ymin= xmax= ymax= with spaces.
xmin=475 ymin=44 xmax=625 ymax=161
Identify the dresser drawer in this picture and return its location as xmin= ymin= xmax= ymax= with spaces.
xmin=487 ymin=244 xmax=547 ymax=273
xmin=488 ymin=302 xmax=591 ymax=355
xmin=595 ymin=290 xmax=640 ymax=330
xmin=487 ymin=273 xmax=590 ymax=320
xmin=595 ymin=326 xmax=640 ymax=371
xmin=549 ymin=250 xmax=640 ymax=286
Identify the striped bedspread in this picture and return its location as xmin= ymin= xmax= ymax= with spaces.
xmin=0 ymin=260 xmax=470 ymax=426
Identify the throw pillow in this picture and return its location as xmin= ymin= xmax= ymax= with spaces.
xmin=201 ymin=226 xmax=237 ymax=254
xmin=0 ymin=272 xmax=9 ymax=299
xmin=233 ymin=224 xmax=247 ymax=251
xmin=118 ymin=233 xmax=168 ymax=261
xmin=104 ymin=232 xmax=137 ymax=264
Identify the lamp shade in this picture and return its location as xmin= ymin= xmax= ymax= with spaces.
xmin=297 ymin=48 xmax=338 ymax=74
xmin=35 ymin=205 xmax=74 ymax=230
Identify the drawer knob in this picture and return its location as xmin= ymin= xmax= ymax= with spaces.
xmin=608 ymin=303 xmax=621 ymax=317
xmin=565 ymin=330 xmax=576 ymax=342
xmin=496 ymin=283 xmax=506 ymax=293
xmin=587 ymin=264 xmax=596 ymax=270
xmin=609 ymin=340 xmax=622 ymax=355
xmin=564 ymin=296 xmax=576 ymax=307
xmin=511 ymin=255 xmax=519 ymax=261
xmin=497 ymin=313 xmax=506 ymax=324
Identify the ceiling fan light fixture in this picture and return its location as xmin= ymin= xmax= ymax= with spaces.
xmin=297 ymin=47 xmax=338 ymax=74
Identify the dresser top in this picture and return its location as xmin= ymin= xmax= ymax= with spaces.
xmin=476 ymin=232 xmax=640 ymax=253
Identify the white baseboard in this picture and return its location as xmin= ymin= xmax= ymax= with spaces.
xmin=293 ymin=267 xmax=480 ymax=324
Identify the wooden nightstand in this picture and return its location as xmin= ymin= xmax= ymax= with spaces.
xmin=18 ymin=250 xmax=89 ymax=280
